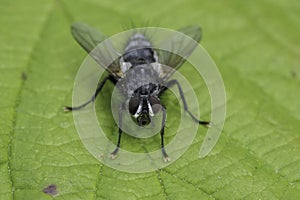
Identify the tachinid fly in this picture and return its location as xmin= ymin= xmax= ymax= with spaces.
xmin=64 ymin=23 xmax=209 ymax=162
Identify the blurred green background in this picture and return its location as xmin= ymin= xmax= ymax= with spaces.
xmin=1 ymin=0 xmax=300 ymax=199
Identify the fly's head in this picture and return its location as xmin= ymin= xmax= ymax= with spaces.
xmin=128 ymin=95 xmax=161 ymax=127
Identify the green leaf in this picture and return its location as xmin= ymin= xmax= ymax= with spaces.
xmin=1 ymin=0 xmax=300 ymax=199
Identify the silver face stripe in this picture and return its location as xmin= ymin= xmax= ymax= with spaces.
xmin=133 ymin=102 xmax=143 ymax=118
xmin=147 ymin=100 xmax=154 ymax=116
xmin=133 ymin=99 xmax=154 ymax=118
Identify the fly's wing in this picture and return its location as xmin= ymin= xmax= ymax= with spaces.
xmin=71 ymin=22 xmax=122 ymax=77
xmin=156 ymin=25 xmax=202 ymax=81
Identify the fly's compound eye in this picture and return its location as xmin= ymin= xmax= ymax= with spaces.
xmin=129 ymin=97 xmax=141 ymax=116
xmin=149 ymin=96 xmax=161 ymax=115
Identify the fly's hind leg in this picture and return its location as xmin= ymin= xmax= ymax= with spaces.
xmin=160 ymin=106 xmax=170 ymax=162
xmin=162 ymin=79 xmax=210 ymax=126
xmin=63 ymin=75 xmax=113 ymax=112
xmin=111 ymin=104 xmax=124 ymax=159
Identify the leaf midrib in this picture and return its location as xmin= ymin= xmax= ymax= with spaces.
xmin=7 ymin=2 xmax=57 ymax=198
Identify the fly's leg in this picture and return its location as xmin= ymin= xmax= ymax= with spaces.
xmin=111 ymin=104 xmax=124 ymax=159
xmin=63 ymin=75 xmax=112 ymax=112
xmin=160 ymin=106 xmax=170 ymax=162
xmin=163 ymin=79 xmax=210 ymax=126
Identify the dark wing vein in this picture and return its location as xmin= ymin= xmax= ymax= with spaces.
xmin=157 ymin=25 xmax=202 ymax=81
xmin=71 ymin=22 xmax=121 ymax=77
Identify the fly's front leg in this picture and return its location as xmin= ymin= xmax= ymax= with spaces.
xmin=111 ymin=104 xmax=124 ymax=159
xmin=163 ymin=79 xmax=210 ymax=126
xmin=160 ymin=106 xmax=170 ymax=162
xmin=63 ymin=75 xmax=113 ymax=112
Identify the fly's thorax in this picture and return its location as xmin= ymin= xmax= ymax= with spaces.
xmin=117 ymin=64 xmax=162 ymax=97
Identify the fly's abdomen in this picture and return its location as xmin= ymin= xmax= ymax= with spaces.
xmin=123 ymin=33 xmax=156 ymax=66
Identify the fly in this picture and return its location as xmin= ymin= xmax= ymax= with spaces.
xmin=64 ymin=23 xmax=209 ymax=162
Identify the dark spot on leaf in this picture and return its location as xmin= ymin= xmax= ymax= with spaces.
xmin=290 ymin=70 xmax=296 ymax=78
xmin=21 ymin=72 xmax=27 ymax=80
xmin=43 ymin=184 xmax=57 ymax=196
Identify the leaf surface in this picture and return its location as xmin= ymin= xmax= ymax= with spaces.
xmin=0 ymin=0 xmax=299 ymax=199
